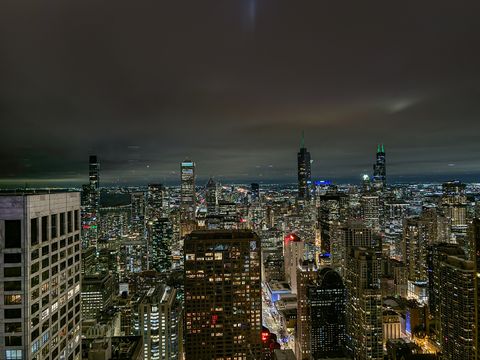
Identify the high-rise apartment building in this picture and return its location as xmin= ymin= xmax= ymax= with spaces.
xmin=184 ymin=230 xmax=262 ymax=359
xmin=403 ymin=217 xmax=429 ymax=283
xmin=181 ymin=159 xmax=196 ymax=221
xmin=427 ymin=243 xmax=465 ymax=319
xmin=345 ymin=247 xmax=383 ymax=359
xmin=296 ymin=260 xmax=318 ymax=360
xmin=0 ymin=192 xmax=82 ymax=360
xmin=438 ymin=255 xmax=476 ymax=359
xmin=297 ymin=133 xmax=311 ymax=201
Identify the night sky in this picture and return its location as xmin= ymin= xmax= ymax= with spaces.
xmin=1 ymin=1 xmax=480 ymax=186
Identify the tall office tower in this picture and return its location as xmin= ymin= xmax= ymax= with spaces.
xmin=180 ymin=159 xmax=196 ymax=221
xmin=88 ymin=155 xmax=100 ymax=207
xmin=372 ymin=144 xmax=386 ymax=190
xmin=284 ymin=233 xmax=304 ymax=294
xmin=402 ymin=217 xmax=428 ymax=282
xmin=297 ymin=132 xmax=312 ymax=201
xmin=438 ymin=255 xmax=476 ymax=360
xmin=206 ymin=178 xmax=219 ymax=214
xmin=148 ymin=217 xmax=173 ymax=272
xmin=0 ymin=192 xmax=82 ymax=360
xmin=296 ymin=260 xmax=318 ymax=360
xmin=251 ymin=183 xmax=260 ymax=202
xmin=345 ymin=247 xmax=383 ymax=360
xmin=184 ymin=230 xmax=262 ymax=359
xmin=318 ymin=191 xmax=347 ymax=255
xmin=131 ymin=191 xmax=146 ymax=238
xmin=147 ymin=184 xmax=166 ymax=220
xmin=360 ymin=194 xmax=380 ymax=231
xmin=308 ymin=267 xmax=347 ymax=359
xmin=133 ymin=285 xmax=181 ymax=360
xmin=81 ymin=155 xmax=100 ymax=248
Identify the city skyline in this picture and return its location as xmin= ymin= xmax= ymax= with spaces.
xmin=1 ymin=1 xmax=480 ymax=186
xmin=1 ymin=143 xmax=479 ymax=188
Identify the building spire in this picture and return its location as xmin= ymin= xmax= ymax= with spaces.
xmin=381 ymin=144 xmax=385 ymax=153
xmin=301 ymin=130 xmax=305 ymax=149
xmin=377 ymin=144 xmax=380 ymax=153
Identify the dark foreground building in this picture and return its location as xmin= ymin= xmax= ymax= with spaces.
xmin=184 ymin=230 xmax=262 ymax=359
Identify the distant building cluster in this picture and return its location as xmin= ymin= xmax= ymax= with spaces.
xmin=1 ymin=140 xmax=480 ymax=360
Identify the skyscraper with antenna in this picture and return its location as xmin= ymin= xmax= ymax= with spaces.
xmin=373 ymin=144 xmax=386 ymax=190
xmin=297 ymin=131 xmax=312 ymax=200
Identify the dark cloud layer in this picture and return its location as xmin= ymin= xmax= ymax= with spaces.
xmin=1 ymin=0 xmax=480 ymax=186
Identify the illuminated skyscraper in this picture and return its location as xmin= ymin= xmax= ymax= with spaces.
xmin=308 ymin=267 xmax=347 ymax=359
xmin=148 ymin=217 xmax=173 ymax=272
xmin=0 ymin=192 xmax=82 ymax=360
xmin=284 ymin=233 xmax=303 ymax=294
xmin=442 ymin=181 xmax=468 ymax=250
xmin=438 ymin=255 xmax=476 ymax=360
xmin=360 ymin=194 xmax=380 ymax=231
xmin=296 ymin=260 xmax=318 ymax=360
xmin=131 ymin=191 xmax=146 ymax=238
xmin=345 ymin=247 xmax=383 ymax=360
xmin=181 ymin=159 xmax=196 ymax=220
xmin=82 ymin=155 xmax=100 ymax=248
xmin=372 ymin=144 xmax=386 ymax=190
xmin=297 ymin=132 xmax=312 ymax=201
xmin=147 ymin=183 xmax=167 ymax=220
xmin=184 ymin=230 xmax=262 ymax=359
xmin=133 ymin=285 xmax=181 ymax=360
xmin=296 ymin=262 xmax=347 ymax=359
xmin=206 ymin=178 xmax=218 ymax=214
xmin=427 ymin=243 xmax=465 ymax=340
xmin=403 ymin=217 xmax=428 ymax=283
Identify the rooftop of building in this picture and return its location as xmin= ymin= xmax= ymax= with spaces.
xmin=0 ymin=189 xmax=80 ymax=196
xmin=85 ymin=336 xmax=143 ymax=360
xmin=268 ymin=280 xmax=291 ymax=292
xmin=187 ymin=229 xmax=257 ymax=240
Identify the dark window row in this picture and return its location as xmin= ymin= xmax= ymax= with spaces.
xmin=31 ymin=211 xmax=80 ymax=246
